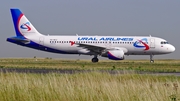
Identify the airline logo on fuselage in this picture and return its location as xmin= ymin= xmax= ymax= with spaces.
xmin=78 ymin=37 xmax=133 ymax=41
xmin=133 ymin=38 xmax=149 ymax=50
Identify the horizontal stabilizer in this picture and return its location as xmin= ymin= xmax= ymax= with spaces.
xmin=7 ymin=36 xmax=30 ymax=44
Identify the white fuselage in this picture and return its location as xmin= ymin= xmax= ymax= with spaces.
xmin=27 ymin=35 xmax=175 ymax=55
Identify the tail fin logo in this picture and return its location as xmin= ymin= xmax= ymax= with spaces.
xmin=20 ymin=22 xmax=31 ymax=31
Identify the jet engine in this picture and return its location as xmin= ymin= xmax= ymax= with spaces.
xmin=104 ymin=50 xmax=125 ymax=60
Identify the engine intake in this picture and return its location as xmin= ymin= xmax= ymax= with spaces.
xmin=107 ymin=50 xmax=124 ymax=60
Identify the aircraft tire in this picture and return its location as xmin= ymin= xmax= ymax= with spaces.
xmin=150 ymin=60 xmax=154 ymax=63
xmin=92 ymin=58 xmax=99 ymax=63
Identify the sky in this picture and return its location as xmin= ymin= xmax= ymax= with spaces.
xmin=0 ymin=0 xmax=180 ymax=60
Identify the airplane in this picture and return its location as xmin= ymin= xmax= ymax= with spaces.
xmin=7 ymin=9 xmax=175 ymax=63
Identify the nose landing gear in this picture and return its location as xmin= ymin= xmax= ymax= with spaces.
xmin=150 ymin=54 xmax=154 ymax=63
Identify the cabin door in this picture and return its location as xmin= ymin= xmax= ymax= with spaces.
xmin=150 ymin=38 xmax=155 ymax=48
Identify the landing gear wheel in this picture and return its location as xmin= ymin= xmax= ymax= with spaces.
xmin=92 ymin=57 xmax=99 ymax=63
xmin=150 ymin=60 xmax=154 ymax=63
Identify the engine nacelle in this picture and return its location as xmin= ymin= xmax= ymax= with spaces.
xmin=107 ymin=50 xmax=124 ymax=60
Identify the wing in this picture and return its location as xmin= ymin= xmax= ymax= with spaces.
xmin=78 ymin=43 xmax=106 ymax=53
xmin=70 ymin=41 xmax=128 ymax=55
xmin=70 ymin=41 xmax=106 ymax=54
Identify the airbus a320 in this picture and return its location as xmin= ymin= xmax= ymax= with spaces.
xmin=7 ymin=9 xmax=175 ymax=63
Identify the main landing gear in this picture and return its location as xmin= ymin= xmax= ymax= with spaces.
xmin=92 ymin=56 xmax=99 ymax=63
xmin=150 ymin=54 xmax=154 ymax=63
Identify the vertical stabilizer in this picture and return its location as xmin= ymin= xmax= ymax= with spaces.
xmin=10 ymin=9 xmax=41 ymax=37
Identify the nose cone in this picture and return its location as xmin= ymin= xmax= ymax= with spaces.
xmin=169 ymin=45 xmax=175 ymax=52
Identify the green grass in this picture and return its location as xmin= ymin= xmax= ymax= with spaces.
xmin=0 ymin=58 xmax=180 ymax=101
xmin=0 ymin=72 xmax=179 ymax=101
xmin=0 ymin=58 xmax=180 ymax=72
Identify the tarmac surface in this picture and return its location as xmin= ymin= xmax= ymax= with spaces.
xmin=0 ymin=68 xmax=180 ymax=76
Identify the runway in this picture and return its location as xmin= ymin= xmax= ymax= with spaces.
xmin=1 ymin=68 xmax=180 ymax=76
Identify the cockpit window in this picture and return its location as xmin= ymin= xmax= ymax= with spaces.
xmin=161 ymin=41 xmax=168 ymax=44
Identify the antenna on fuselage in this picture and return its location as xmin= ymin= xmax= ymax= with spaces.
xmin=149 ymin=35 xmax=151 ymax=37
xmin=76 ymin=33 xmax=78 ymax=36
